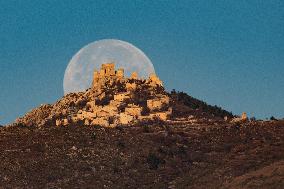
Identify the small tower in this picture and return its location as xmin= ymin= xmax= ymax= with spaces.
xmin=116 ymin=68 xmax=124 ymax=79
xmin=101 ymin=63 xmax=115 ymax=77
xmin=92 ymin=70 xmax=100 ymax=88
xmin=93 ymin=70 xmax=99 ymax=81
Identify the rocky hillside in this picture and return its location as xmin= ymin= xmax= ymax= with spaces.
xmin=0 ymin=119 xmax=283 ymax=188
xmin=12 ymin=89 xmax=233 ymax=128
xmin=3 ymin=63 xmax=282 ymax=188
xmin=1 ymin=86 xmax=283 ymax=188
xmin=170 ymin=91 xmax=233 ymax=119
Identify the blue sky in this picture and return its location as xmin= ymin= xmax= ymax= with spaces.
xmin=0 ymin=0 xmax=284 ymax=124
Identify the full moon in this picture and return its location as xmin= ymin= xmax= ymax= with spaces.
xmin=63 ymin=39 xmax=155 ymax=95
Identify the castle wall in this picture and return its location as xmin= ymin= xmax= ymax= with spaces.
xmin=101 ymin=63 xmax=115 ymax=76
xmin=151 ymin=112 xmax=169 ymax=121
xmin=91 ymin=117 xmax=109 ymax=127
xmin=116 ymin=68 xmax=124 ymax=78
xmin=125 ymin=106 xmax=142 ymax=117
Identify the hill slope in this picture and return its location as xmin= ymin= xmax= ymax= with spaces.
xmin=0 ymin=120 xmax=283 ymax=188
xmin=12 ymin=90 xmax=233 ymax=128
xmin=2 ymin=69 xmax=282 ymax=188
xmin=170 ymin=91 xmax=233 ymax=119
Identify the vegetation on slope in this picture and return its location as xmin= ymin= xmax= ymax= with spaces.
xmin=170 ymin=90 xmax=234 ymax=119
xmin=0 ymin=120 xmax=283 ymax=188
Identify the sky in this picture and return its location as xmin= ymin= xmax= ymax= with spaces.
xmin=0 ymin=0 xmax=284 ymax=125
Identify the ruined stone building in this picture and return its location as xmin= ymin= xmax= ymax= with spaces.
xmin=55 ymin=63 xmax=172 ymax=127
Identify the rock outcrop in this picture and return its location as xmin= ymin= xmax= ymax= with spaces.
xmin=231 ymin=112 xmax=248 ymax=123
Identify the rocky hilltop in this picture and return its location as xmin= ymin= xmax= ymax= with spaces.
xmin=13 ymin=63 xmax=233 ymax=128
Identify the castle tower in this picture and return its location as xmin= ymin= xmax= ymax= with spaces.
xmin=93 ymin=70 xmax=99 ymax=81
xmin=92 ymin=70 xmax=100 ymax=88
xmin=92 ymin=63 xmax=118 ymax=90
xmin=101 ymin=63 xmax=115 ymax=77
xmin=116 ymin=68 xmax=124 ymax=79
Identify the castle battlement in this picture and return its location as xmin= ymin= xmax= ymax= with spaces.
xmin=92 ymin=63 xmax=125 ymax=89
xmin=92 ymin=63 xmax=163 ymax=90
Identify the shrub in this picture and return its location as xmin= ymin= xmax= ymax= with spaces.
xmin=15 ymin=122 xmax=27 ymax=128
xmin=92 ymin=132 xmax=97 ymax=140
xmin=170 ymin=91 xmax=234 ymax=118
xmin=146 ymin=153 xmax=165 ymax=170
xmin=152 ymin=117 xmax=165 ymax=127
xmin=117 ymin=140 xmax=125 ymax=148
xmin=270 ymin=116 xmax=278 ymax=121
xmin=115 ymin=125 xmax=124 ymax=131
xmin=250 ymin=117 xmax=256 ymax=121
xmin=93 ymin=124 xmax=101 ymax=129
xmin=142 ymin=124 xmax=150 ymax=133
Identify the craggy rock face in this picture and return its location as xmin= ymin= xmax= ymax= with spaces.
xmin=14 ymin=104 xmax=53 ymax=127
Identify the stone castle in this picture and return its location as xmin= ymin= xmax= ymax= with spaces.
xmin=92 ymin=63 xmax=163 ymax=89
xmin=55 ymin=63 xmax=172 ymax=127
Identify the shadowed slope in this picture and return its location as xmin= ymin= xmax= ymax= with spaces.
xmin=0 ymin=120 xmax=283 ymax=188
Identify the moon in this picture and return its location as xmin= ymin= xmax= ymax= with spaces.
xmin=63 ymin=39 xmax=155 ymax=95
